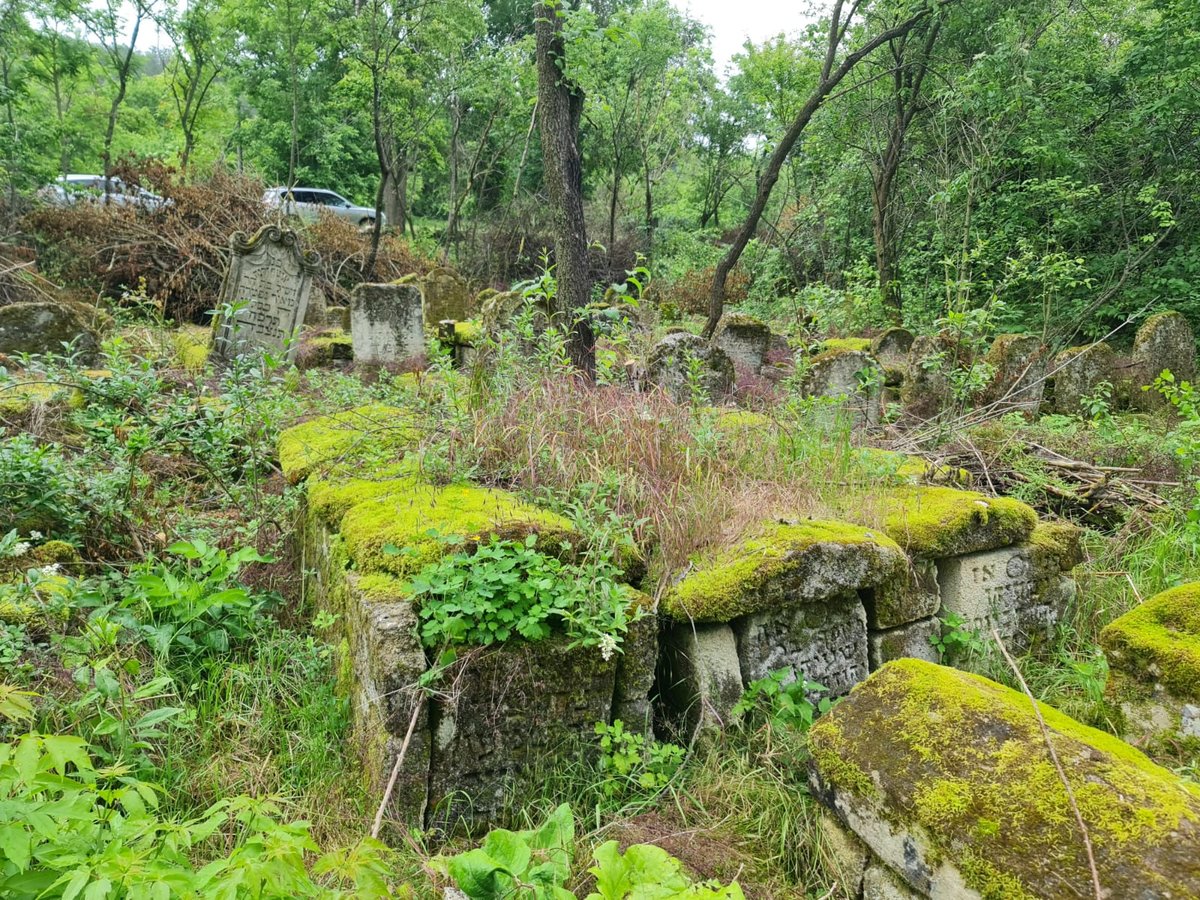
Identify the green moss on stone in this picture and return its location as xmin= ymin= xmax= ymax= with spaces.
xmin=1028 ymin=522 xmax=1084 ymax=571
xmin=453 ymin=320 xmax=481 ymax=344
xmin=278 ymin=404 xmax=416 ymax=485
xmin=820 ymin=337 xmax=873 ymax=354
xmin=809 ymin=659 xmax=1200 ymax=898
xmin=307 ymin=458 xmax=421 ymax=527
xmin=663 ymin=519 xmax=904 ymax=622
xmin=339 ymin=480 xmax=574 ymax=577
xmin=173 ymin=326 xmax=210 ymax=373
xmin=879 ymin=485 xmax=1037 ymax=557
xmin=1101 ymin=583 xmax=1200 ymax=703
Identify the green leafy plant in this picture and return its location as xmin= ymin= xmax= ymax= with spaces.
xmin=120 ymin=539 xmax=273 ymax=662
xmin=732 ymin=668 xmax=832 ymax=732
xmin=594 ymin=720 xmax=684 ymax=799
xmin=404 ymin=534 xmax=634 ymax=652
xmin=587 ymin=841 xmax=745 ymax=899
xmin=930 ymin=613 xmax=988 ymax=663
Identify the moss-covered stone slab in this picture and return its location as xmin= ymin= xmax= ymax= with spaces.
xmin=340 ymin=480 xmax=575 ymax=577
xmin=879 ymin=486 xmax=1037 ymax=558
xmin=809 ymin=659 xmax=1200 ymax=899
xmin=901 ymin=333 xmax=960 ymax=420
xmin=172 ymin=326 xmax=211 ymax=373
xmin=1133 ymin=311 xmax=1196 ymax=411
xmin=1101 ymin=583 xmax=1200 ymax=741
xmin=978 ymin=333 xmax=1046 ymax=414
xmin=1050 ymin=342 xmax=1117 ymax=416
xmin=663 ymin=520 xmax=906 ymax=624
xmin=278 ymin=403 xmax=416 ymax=484
xmin=647 ymin=332 xmax=734 ymax=403
xmin=871 ymin=558 xmax=941 ymax=629
xmin=715 ymin=312 xmax=771 ymax=372
xmin=0 ymin=300 xmax=105 ymax=364
xmin=867 ymin=617 xmax=940 ymax=671
xmin=296 ymin=329 xmax=353 ymax=370
xmin=870 ymin=328 xmax=914 ymax=371
xmin=819 ymin=337 xmax=873 ymax=354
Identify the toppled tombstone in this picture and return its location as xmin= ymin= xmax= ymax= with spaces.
xmin=420 ymin=267 xmax=472 ymax=326
xmin=213 ymin=225 xmax=319 ymax=363
xmin=714 ymin=312 xmax=771 ymax=373
xmin=877 ymin=485 xmax=1038 ymax=560
xmin=660 ymin=520 xmax=907 ymax=732
xmin=1101 ymin=582 xmax=1200 ymax=742
xmin=809 ymin=659 xmax=1200 ymax=899
xmin=1050 ymin=341 xmax=1118 ymax=415
xmin=803 ymin=348 xmax=882 ymax=426
xmin=0 ymin=300 xmax=105 ymax=364
xmin=978 ymin=333 xmax=1047 ymax=414
xmin=350 ymin=283 xmax=425 ymax=365
xmin=646 ymin=332 xmax=734 ymax=403
xmin=1132 ymin=310 xmax=1197 ymax=411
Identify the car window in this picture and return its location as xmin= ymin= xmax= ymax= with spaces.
xmin=289 ymin=190 xmax=315 ymax=204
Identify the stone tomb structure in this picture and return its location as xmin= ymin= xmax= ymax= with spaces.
xmin=714 ymin=312 xmax=772 ymax=373
xmin=350 ymin=283 xmax=425 ymax=365
xmin=213 ymin=226 xmax=319 ymax=362
xmin=1101 ymin=582 xmax=1200 ymax=742
xmin=809 ymin=660 xmax=1200 ymax=899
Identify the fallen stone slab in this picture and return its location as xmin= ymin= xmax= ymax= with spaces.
xmin=809 ymin=659 xmax=1200 ymax=899
xmin=278 ymin=403 xmax=416 ymax=484
xmin=877 ymin=485 xmax=1038 ymax=559
xmin=1101 ymin=582 xmax=1200 ymax=742
xmin=0 ymin=300 xmax=107 ymax=364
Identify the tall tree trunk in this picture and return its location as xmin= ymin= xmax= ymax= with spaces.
xmin=703 ymin=1 xmax=949 ymax=338
xmin=643 ymin=161 xmax=654 ymax=258
xmin=535 ymin=0 xmax=594 ymax=378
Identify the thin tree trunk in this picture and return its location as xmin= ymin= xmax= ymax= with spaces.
xmin=535 ymin=0 xmax=594 ymax=378
xmin=703 ymin=1 xmax=950 ymax=338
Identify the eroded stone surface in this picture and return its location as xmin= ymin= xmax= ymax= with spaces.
xmin=804 ymin=349 xmax=882 ymax=426
xmin=0 ymin=300 xmax=104 ymax=363
xmin=1051 ymin=342 xmax=1117 ymax=415
xmin=1133 ymin=311 xmax=1197 ymax=411
xmin=735 ymin=592 xmax=869 ymax=698
xmin=661 ymin=623 xmax=745 ymax=734
xmin=421 ymin=267 xmax=473 ymax=325
xmin=350 ymin=283 xmax=425 ymax=364
xmin=715 ymin=313 xmax=771 ymax=373
xmin=871 ymin=559 xmax=940 ymax=629
xmin=871 ymin=328 xmax=914 ymax=371
xmin=868 ymin=617 xmax=940 ymax=670
xmin=646 ymin=333 xmax=734 ymax=403
xmin=979 ymin=333 xmax=1046 ymax=414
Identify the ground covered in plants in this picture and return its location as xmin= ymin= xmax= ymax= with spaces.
xmin=2 ymin=284 xmax=1199 ymax=897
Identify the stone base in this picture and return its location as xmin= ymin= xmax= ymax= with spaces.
xmin=868 ymin=618 xmax=941 ymax=670
xmin=661 ymin=623 xmax=745 ymax=735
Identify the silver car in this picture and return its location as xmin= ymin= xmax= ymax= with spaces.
xmin=262 ymin=187 xmax=384 ymax=229
xmin=39 ymin=174 xmax=170 ymax=211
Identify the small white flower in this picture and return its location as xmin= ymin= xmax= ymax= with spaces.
xmin=11 ymin=541 xmax=30 ymax=557
xmin=39 ymin=563 xmax=62 ymax=576
xmin=29 ymin=531 xmax=43 ymax=541
xmin=598 ymin=633 xmax=618 ymax=662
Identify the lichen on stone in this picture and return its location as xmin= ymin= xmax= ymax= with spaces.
xmin=172 ymin=326 xmax=211 ymax=373
xmin=1101 ymin=582 xmax=1200 ymax=703
xmin=809 ymin=659 xmax=1200 ymax=898
xmin=878 ymin=485 xmax=1037 ymax=557
xmin=819 ymin=337 xmax=873 ymax=354
xmin=663 ymin=519 xmax=905 ymax=623
xmin=278 ymin=403 xmax=416 ymax=484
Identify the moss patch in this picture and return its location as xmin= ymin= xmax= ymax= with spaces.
xmin=1100 ymin=583 xmax=1200 ymax=703
xmin=820 ymin=337 xmax=873 ymax=354
xmin=339 ymin=480 xmax=575 ymax=577
xmin=278 ymin=404 xmax=417 ymax=485
xmin=809 ymin=659 xmax=1200 ymax=898
xmin=663 ymin=519 xmax=904 ymax=622
xmin=878 ymin=485 xmax=1037 ymax=557
xmin=173 ymin=326 xmax=210 ymax=373
xmin=452 ymin=320 xmax=481 ymax=344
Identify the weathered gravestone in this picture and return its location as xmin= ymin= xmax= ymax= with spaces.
xmin=1132 ymin=310 xmax=1197 ymax=411
xmin=350 ymin=283 xmax=425 ymax=365
xmin=978 ymin=333 xmax=1047 ymax=414
xmin=803 ymin=348 xmax=883 ymax=426
xmin=714 ymin=312 xmax=771 ymax=373
xmin=646 ymin=332 xmax=734 ymax=403
xmin=0 ymin=300 xmax=106 ymax=364
xmin=420 ymin=267 xmax=472 ymax=326
xmin=1050 ymin=341 xmax=1118 ymax=415
xmin=213 ymin=226 xmax=319 ymax=362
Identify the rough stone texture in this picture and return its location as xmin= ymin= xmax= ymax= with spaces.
xmin=900 ymin=333 xmax=960 ymax=420
xmin=803 ymin=349 xmax=882 ymax=426
xmin=978 ymin=333 xmax=1046 ymax=414
xmin=0 ymin=300 xmax=104 ymax=363
xmin=420 ymin=267 xmax=473 ymax=326
xmin=350 ymin=283 xmax=425 ymax=365
xmin=936 ymin=543 xmax=1074 ymax=651
xmin=296 ymin=329 xmax=353 ymax=370
xmin=714 ymin=312 xmax=771 ymax=373
xmin=870 ymin=328 xmax=914 ymax=371
xmin=808 ymin=659 xmax=1200 ymax=900
xmin=663 ymin=520 xmax=907 ymax=624
xmin=1101 ymin=582 xmax=1200 ymax=743
xmin=213 ymin=226 xmax=319 ymax=362
xmin=819 ymin=810 xmax=869 ymax=897
xmin=735 ymin=592 xmax=869 ymax=699
xmin=480 ymin=290 xmax=544 ymax=336
xmin=870 ymin=559 xmax=941 ymax=629
xmin=868 ymin=617 xmax=941 ymax=671
xmin=303 ymin=286 xmax=328 ymax=326
xmin=1132 ymin=311 xmax=1197 ymax=411
xmin=611 ymin=605 xmax=659 ymax=733
xmin=1050 ymin=342 xmax=1118 ymax=415
xmin=878 ymin=486 xmax=1038 ymax=559
xmin=863 ymin=863 xmax=923 ymax=900
xmin=427 ymin=640 xmax=619 ymax=832
xmin=646 ymin=332 xmax=734 ymax=403
xmin=326 ymin=305 xmax=351 ymax=332
xmin=661 ymin=623 xmax=745 ymax=734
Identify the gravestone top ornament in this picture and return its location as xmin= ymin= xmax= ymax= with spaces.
xmin=213 ymin=226 xmax=321 ymax=362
